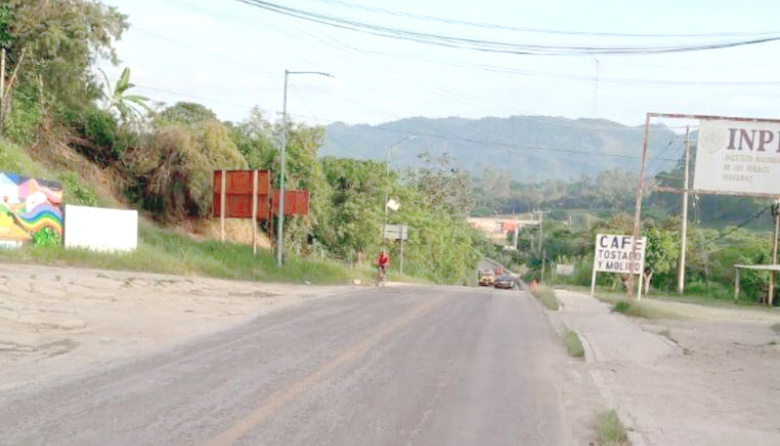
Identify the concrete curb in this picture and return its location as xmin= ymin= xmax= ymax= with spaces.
xmin=550 ymin=291 xmax=651 ymax=446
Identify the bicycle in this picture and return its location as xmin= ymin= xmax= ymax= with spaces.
xmin=375 ymin=266 xmax=387 ymax=287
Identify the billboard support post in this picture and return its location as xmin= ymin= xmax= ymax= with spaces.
xmin=629 ymin=114 xmax=652 ymax=299
xmin=252 ymin=169 xmax=258 ymax=256
xmin=771 ymin=201 xmax=780 ymax=305
xmin=220 ymin=169 xmax=226 ymax=243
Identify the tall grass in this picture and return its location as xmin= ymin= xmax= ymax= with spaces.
xmin=1 ymin=223 xmax=371 ymax=285
xmin=596 ymin=410 xmax=630 ymax=446
xmin=531 ymin=285 xmax=559 ymax=310
xmin=564 ymin=330 xmax=585 ymax=358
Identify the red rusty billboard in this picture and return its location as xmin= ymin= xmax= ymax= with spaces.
xmin=212 ymin=170 xmax=309 ymax=220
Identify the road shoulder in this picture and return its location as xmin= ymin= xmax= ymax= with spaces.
xmin=551 ymin=289 xmax=780 ymax=446
xmin=0 ymin=263 xmax=361 ymax=393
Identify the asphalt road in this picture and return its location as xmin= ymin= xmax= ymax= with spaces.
xmin=0 ymin=285 xmax=568 ymax=446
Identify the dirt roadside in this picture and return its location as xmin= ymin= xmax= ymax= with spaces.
xmin=0 ymin=263 xmax=361 ymax=393
xmin=551 ymin=289 xmax=780 ymax=446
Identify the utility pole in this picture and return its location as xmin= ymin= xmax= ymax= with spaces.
xmin=276 ymin=71 xmax=290 ymax=267
xmin=382 ymin=136 xmax=415 ymax=246
xmin=678 ymin=126 xmax=691 ymax=294
xmin=538 ymin=211 xmax=543 ymax=255
xmin=276 ymin=70 xmax=333 ymax=266
xmin=536 ymin=210 xmax=549 ymax=256
xmin=770 ymin=200 xmax=780 ymax=306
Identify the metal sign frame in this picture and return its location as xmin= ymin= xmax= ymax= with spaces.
xmin=631 ymin=113 xmax=780 ymax=300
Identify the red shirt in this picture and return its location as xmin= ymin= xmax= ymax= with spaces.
xmin=378 ymin=253 xmax=390 ymax=267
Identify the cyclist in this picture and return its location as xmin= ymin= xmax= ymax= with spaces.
xmin=376 ymin=249 xmax=390 ymax=285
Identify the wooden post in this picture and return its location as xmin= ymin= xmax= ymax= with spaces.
xmin=220 ymin=170 xmax=226 ymax=243
xmin=734 ymin=268 xmax=740 ymax=303
xmin=252 ymin=169 xmax=258 ymax=256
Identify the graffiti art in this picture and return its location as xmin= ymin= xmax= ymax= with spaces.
xmin=0 ymin=173 xmax=63 ymax=243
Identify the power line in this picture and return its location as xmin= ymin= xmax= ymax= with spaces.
xmin=233 ymin=0 xmax=780 ymax=56
xmin=701 ymin=206 xmax=771 ymax=247
xmin=310 ymin=0 xmax=779 ymax=39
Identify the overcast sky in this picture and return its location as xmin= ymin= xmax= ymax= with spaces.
xmin=104 ymin=0 xmax=780 ymax=127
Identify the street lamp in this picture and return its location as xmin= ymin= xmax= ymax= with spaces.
xmin=382 ymin=135 xmax=416 ymax=244
xmin=277 ymin=69 xmax=333 ymax=267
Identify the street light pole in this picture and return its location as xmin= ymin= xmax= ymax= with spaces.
xmin=277 ymin=69 xmax=333 ymax=267
xmin=382 ymin=136 xmax=415 ymax=245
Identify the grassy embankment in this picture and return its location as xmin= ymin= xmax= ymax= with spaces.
xmin=1 ymin=140 xmax=375 ymax=284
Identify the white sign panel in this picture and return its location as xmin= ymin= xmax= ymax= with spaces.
xmin=64 ymin=205 xmax=138 ymax=252
xmin=556 ymin=264 xmax=575 ymax=276
xmin=593 ymin=234 xmax=646 ymax=274
xmin=383 ymin=224 xmax=409 ymax=240
xmin=694 ymin=119 xmax=780 ymax=195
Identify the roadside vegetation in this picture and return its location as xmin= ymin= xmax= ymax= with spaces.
xmin=531 ymin=285 xmax=559 ymax=310
xmin=596 ymin=410 xmax=631 ymax=446
xmin=563 ymin=330 xmax=585 ymax=358
xmin=481 ymin=168 xmax=777 ymax=306
xmin=0 ymin=1 xmax=491 ymax=285
xmin=600 ymin=294 xmax=679 ymax=320
xmin=1 ymin=222 xmax=373 ymax=284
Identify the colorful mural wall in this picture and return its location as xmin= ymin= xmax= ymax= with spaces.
xmin=0 ymin=173 xmax=63 ymax=243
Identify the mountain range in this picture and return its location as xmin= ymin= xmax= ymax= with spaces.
xmin=322 ymin=115 xmax=680 ymax=181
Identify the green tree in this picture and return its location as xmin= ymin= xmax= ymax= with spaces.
xmin=3 ymin=0 xmax=128 ymax=114
xmin=641 ymin=224 xmax=680 ymax=295
xmin=228 ymin=107 xmax=276 ymax=169
xmin=156 ymin=102 xmax=217 ymax=126
xmin=408 ymin=152 xmax=474 ymax=217
xmin=100 ymin=67 xmax=150 ymax=122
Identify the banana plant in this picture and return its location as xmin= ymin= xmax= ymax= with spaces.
xmin=100 ymin=67 xmax=151 ymax=122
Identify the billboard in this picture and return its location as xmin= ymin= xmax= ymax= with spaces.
xmin=212 ymin=170 xmax=308 ymax=219
xmin=694 ymin=119 xmax=780 ymax=195
xmin=593 ymin=234 xmax=646 ymax=274
xmin=0 ymin=173 xmax=63 ymax=244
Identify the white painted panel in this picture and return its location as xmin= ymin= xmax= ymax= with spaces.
xmin=64 ymin=205 xmax=138 ymax=252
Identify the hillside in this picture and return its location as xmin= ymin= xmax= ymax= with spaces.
xmin=323 ymin=116 xmax=678 ymax=180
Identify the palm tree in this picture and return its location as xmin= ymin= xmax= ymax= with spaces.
xmin=100 ymin=67 xmax=151 ymax=122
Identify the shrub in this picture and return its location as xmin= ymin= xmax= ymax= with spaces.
xmin=59 ymin=172 xmax=99 ymax=206
xmin=596 ymin=410 xmax=630 ymax=446
xmin=121 ymin=121 xmax=246 ymax=221
xmin=531 ymin=285 xmax=559 ymax=310
xmin=32 ymin=227 xmax=61 ymax=247
xmin=564 ymin=330 xmax=585 ymax=357
xmin=82 ymin=108 xmax=117 ymax=149
xmin=3 ymin=86 xmax=44 ymax=146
